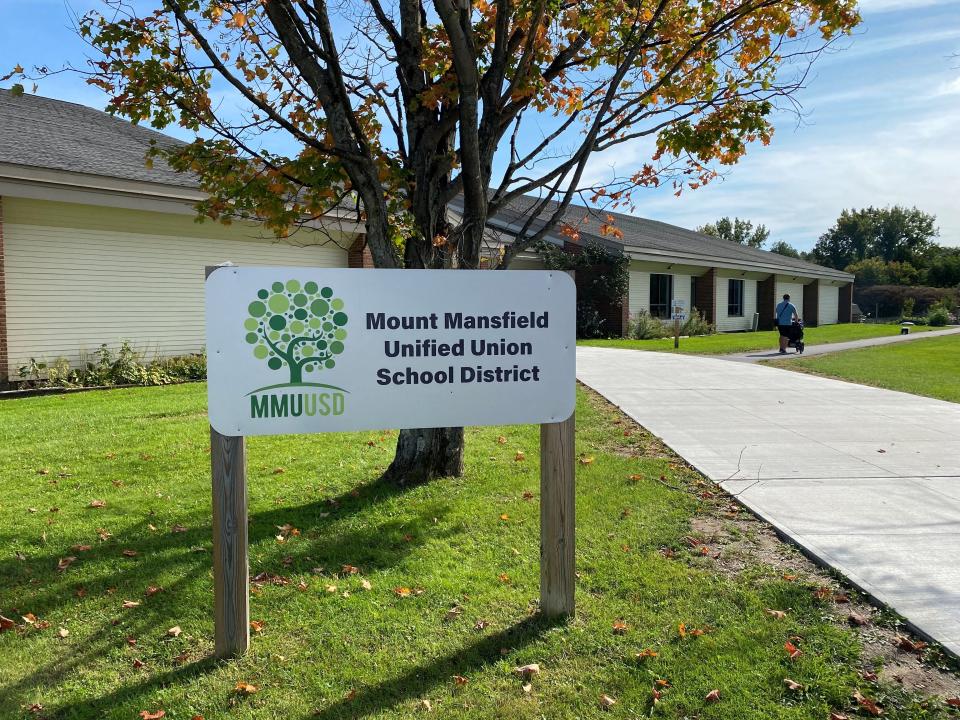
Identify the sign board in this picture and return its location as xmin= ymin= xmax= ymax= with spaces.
xmin=671 ymin=298 xmax=687 ymax=322
xmin=206 ymin=268 xmax=576 ymax=436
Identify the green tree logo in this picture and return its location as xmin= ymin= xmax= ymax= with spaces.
xmin=244 ymin=280 xmax=348 ymax=385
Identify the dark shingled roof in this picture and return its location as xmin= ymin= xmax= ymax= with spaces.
xmin=0 ymin=89 xmax=195 ymax=188
xmin=486 ymin=194 xmax=851 ymax=279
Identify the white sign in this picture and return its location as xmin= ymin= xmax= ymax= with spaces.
xmin=206 ymin=268 xmax=576 ymax=436
xmin=671 ymin=298 xmax=687 ymax=322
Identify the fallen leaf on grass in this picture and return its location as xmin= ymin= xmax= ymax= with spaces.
xmin=599 ymin=694 xmax=617 ymax=710
xmin=498 ymin=573 xmax=511 ymax=584
xmin=895 ymin=635 xmax=927 ymax=653
xmin=360 ymin=579 xmax=372 ymax=591
xmin=97 ymin=528 xmax=112 ymax=541
xmin=765 ymin=609 xmax=787 ymax=620
xmin=578 ymin=456 xmax=594 ymax=465
xmin=171 ymin=524 xmax=188 ymax=533
xmin=453 ymin=675 xmax=468 ymax=685
xmin=849 ymin=612 xmax=870 ymax=627
xmin=167 ymin=626 xmax=182 ymax=637
xmin=497 ymin=436 xmax=507 ymax=444
xmin=58 ymin=628 xmax=69 ymax=638
xmin=345 ymin=689 xmax=357 ymax=701
xmin=862 ymin=670 xmax=878 ymax=681
xmin=272 ymin=467 xmax=285 ymax=474
xmin=783 ymin=678 xmax=803 ymax=691
xmin=829 ymin=713 xmax=849 ymax=720
xmin=22 ymin=613 xmax=37 ymax=624
xmin=499 ymin=513 xmax=509 ymax=521
xmin=522 ymin=490 xmax=534 ymax=500
xmin=782 ymin=574 xmax=798 ymax=582
xmin=341 ymin=564 xmax=359 ymax=575
xmin=705 ymin=689 xmax=721 ymax=703
xmin=444 ymin=606 xmax=462 ymax=622
xmin=784 ymin=641 xmax=802 ymax=660
xmin=514 ymin=664 xmax=540 ymax=679
xmin=418 ymin=699 xmax=433 ymax=711
xmin=833 ymin=592 xmax=850 ymax=603
xmin=393 ymin=587 xmax=411 ymax=597
xmin=57 ymin=557 xmax=77 ymax=572
xmin=122 ymin=600 xmax=141 ymax=609
xmin=853 ymin=690 xmax=883 ymax=716
xmin=251 ymin=572 xmax=289 ymax=587
xmin=945 ymin=697 xmax=960 ymax=708
xmin=325 ymin=585 xmax=338 ymax=593
xmin=636 ymin=648 xmax=658 ymax=660
xmin=514 ymin=452 xmax=525 ymax=462
xmin=628 ymin=474 xmax=643 ymax=482
xmin=812 ymin=586 xmax=832 ymax=600
xmin=612 ymin=619 xmax=629 ymax=635
xmin=71 ymin=544 xmax=92 ymax=552
xmin=474 ymin=619 xmax=490 ymax=630
xmin=122 ymin=549 xmax=138 ymax=557
xmin=145 ymin=586 xmax=162 ymax=597
xmin=133 ymin=658 xmax=145 ymax=669
xmin=234 ymin=682 xmax=258 ymax=695
xmin=250 ymin=620 xmax=265 ymax=633
xmin=0 ymin=616 xmax=15 ymax=631
xmin=89 ymin=500 xmax=106 ymax=509
xmin=139 ymin=711 xmax=165 ymax=720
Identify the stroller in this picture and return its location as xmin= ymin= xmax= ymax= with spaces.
xmin=787 ymin=319 xmax=805 ymax=353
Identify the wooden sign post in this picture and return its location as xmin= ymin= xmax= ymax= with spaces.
xmin=206 ymin=266 xmax=576 ymax=658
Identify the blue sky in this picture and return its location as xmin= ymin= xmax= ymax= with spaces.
xmin=1 ymin=0 xmax=958 ymax=251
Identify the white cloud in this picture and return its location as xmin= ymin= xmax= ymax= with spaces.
xmin=857 ymin=0 xmax=958 ymax=13
xmin=935 ymin=76 xmax=960 ymax=96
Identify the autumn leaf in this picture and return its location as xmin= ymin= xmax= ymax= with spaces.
xmin=945 ymin=697 xmax=960 ymax=708
xmin=522 ymin=490 xmax=534 ymax=500
xmin=784 ymin=641 xmax=802 ymax=660
xmin=145 ymin=586 xmax=162 ymax=597
xmin=393 ymin=587 xmax=411 ymax=597
xmin=171 ymin=524 xmax=188 ymax=533
xmin=514 ymin=663 xmax=540 ymax=679
xmin=782 ymin=574 xmax=798 ymax=582
xmin=72 ymin=544 xmax=93 ymax=552
xmin=783 ymin=678 xmax=803 ymax=691
xmin=57 ymin=556 xmax=77 ymax=572
xmin=250 ymin=620 xmax=265 ymax=633
xmin=122 ymin=600 xmax=141 ymax=609
xmin=122 ymin=549 xmax=138 ymax=557
xmin=497 ymin=436 xmax=507 ymax=444
xmin=636 ymin=648 xmax=658 ymax=659
xmin=341 ymin=564 xmax=359 ymax=575
xmin=133 ymin=658 xmax=145 ymax=669
xmin=325 ymin=585 xmax=338 ymax=593
xmin=812 ymin=586 xmax=832 ymax=601
xmin=89 ymin=499 xmax=106 ymax=509
xmin=848 ymin=612 xmax=870 ymax=627
xmin=0 ymin=615 xmax=16 ymax=631
xmin=829 ymin=713 xmax=849 ymax=720
xmin=862 ymin=670 xmax=878 ymax=681
xmin=678 ymin=622 xmax=686 ymax=638
xmin=628 ymin=474 xmax=643 ymax=482
xmin=234 ymin=681 xmax=258 ymax=695
xmin=474 ymin=619 xmax=490 ymax=630
xmin=22 ymin=613 xmax=37 ymax=624
xmin=853 ymin=690 xmax=882 ymax=716
xmin=514 ymin=451 xmax=525 ymax=462
xmin=498 ymin=573 xmax=511 ymax=583
xmin=599 ymin=693 xmax=617 ymax=710
xmin=444 ymin=606 xmax=462 ymax=622
xmin=895 ymin=635 xmax=927 ymax=653
xmin=360 ymin=579 xmax=372 ymax=591
xmin=453 ymin=675 xmax=468 ymax=685
xmin=500 ymin=514 xmax=509 ymax=521
xmin=139 ymin=711 xmax=165 ymax=720
xmin=578 ymin=456 xmax=595 ymax=465
xmin=97 ymin=528 xmax=112 ymax=540
xmin=58 ymin=627 xmax=69 ymax=638
xmin=705 ymin=689 xmax=721 ymax=703
xmin=167 ymin=626 xmax=182 ymax=637
xmin=765 ymin=609 xmax=787 ymax=620
xmin=834 ymin=592 xmax=850 ymax=603
xmin=612 ymin=619 xmax=629 ymax=635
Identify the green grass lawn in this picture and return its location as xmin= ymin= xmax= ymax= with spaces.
xmin=581 ymin=323 xmax=933 ymax=355
xmin=767 ymin=334 xmax=960 ymax=403
xmin=1 ymin=384 xmax=956 ymax=719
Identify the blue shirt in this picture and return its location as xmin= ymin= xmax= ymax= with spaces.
xmin=776 ymin=301 xmax=798 ymax=326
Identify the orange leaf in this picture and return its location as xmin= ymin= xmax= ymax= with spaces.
xmin=250 ymin=620 xmax=265 ymax=633
xmin=765 ymin=609 xmax=787 ymax=620
xmin=453 ymin=674 xmax=469 ymax=685
xmin=89 ymin=499 xmax=106 ymax=508
xmin=784 ymin=641 xmax=802 ymax=660
xmin=234 ymin=681 xmax=258 ymax=695
xmin=783 ymin=678 xmax=803 ymax=691
xmin=139 ymin=711 xmax=165 ymax=720
xmin=497 ymin=436 xmax=507 ymax=444
xmin=853 ymin=690 xmax=882 ymax=716
xmin=705 ymin=689 xmax=721 ymax=703
xmin=514 ymin=451 xmax=525 ymax=462
xmin=599 ymin=693 xmax=617 ymax=709
xmin=57 ymin=556 xmax=77 ymax=572
xmin=612 ymin=619 xmax=628 ymax=635
xmin=232 ymin=11 xmax=247 ymax=27
xmin=500 ymin=514 xmax=509 ymax=521
xmin=636 ymin=648 xmax=658 ymax=659
xmin=393 ymin=587 xmax=411 ymax=597
xmin=945 ymin=697 xmax=960 ymax=708
xmin=678 ymin=622 xmax=686 ymax=638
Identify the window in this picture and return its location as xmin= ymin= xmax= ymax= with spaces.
xmin=649 ymin=274 xmax=673 ymax=319
xmin=728 ymin=278 xmax=744 ymax=317
xmin=690 ymin=276 xmax=698 ymax=307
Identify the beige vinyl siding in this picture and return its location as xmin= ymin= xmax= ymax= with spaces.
xmin=714 ymin=273 xmax=757 ymax=332
xmin=628 ymin=269 xmax=651 ymax=320
xmin=774 ymin=277 xmax=804 ymax=323
xmin=3 ymin=198 xmax=352 ymax=375
xmin=818 ymin=281 xmax=840 ymax=325
xmin=508 ymin=256 xmax=546 ymax=270
xmin=628 ymin=261 xmax=699 ymax=322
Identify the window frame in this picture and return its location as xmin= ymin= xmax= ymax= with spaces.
xmin=727 ymin=278 xmax=745 ymax=317
xmin=649 ymin=273 xmax=673 ymax=320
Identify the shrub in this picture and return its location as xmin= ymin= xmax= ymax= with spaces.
xmin=926 ymin=303 xmax=951 ymax=327
xmin=854 ymin=285 xmax=957 ymax=319
xmin=679 ymin=308 xmax=714 ymax=337
xmin=14 ymin=342 xmax=207 ymax=389
xmin=629 ymin=310 xmax=669 ymax=340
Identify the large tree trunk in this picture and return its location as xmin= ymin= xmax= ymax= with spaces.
xmin=383 ymin=426 xmax=465 ymax=486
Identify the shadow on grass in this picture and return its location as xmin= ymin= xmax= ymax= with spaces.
xmin=306 ymin=614 xmax=566 ymax=720
xmin=0 ymin=474 xmax=454 ymax=706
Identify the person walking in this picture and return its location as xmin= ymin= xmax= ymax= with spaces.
xmin=775 ymin=293 xmax=800 ymax=354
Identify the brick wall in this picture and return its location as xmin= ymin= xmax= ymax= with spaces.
xmin=803 ymin=279 xmax=820 ymax=327
xmin=562 ymin=241 xmax=628 ymax=337
xmin=694 ymin=268 xmax=717 ymax=325
xmin=347 ymin=235 xmax=374 ymax=268
xmin=0 ymin=196 xmax=7 ymax=384
xmin=757 ymin=275 xmax=775 ymax=330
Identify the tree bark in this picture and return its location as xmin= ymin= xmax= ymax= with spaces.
xmin=383 ymin=426 xmax=465 ymax=486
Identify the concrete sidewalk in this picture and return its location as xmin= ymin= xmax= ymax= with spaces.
xmin=577 ymin=346 xmax=960 ymax=656
xmin=723 ymin=325 xmax=960 ymax=363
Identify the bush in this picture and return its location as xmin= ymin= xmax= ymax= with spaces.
xmin=629 ymin=310 xmax=669 ymax=340
xmin=15 ymin=341 xmax=207 ymax=389
xmin=926 ymin=303 xmax=951 ymax=327
xmin=854 ymin=285 xmax=957 ymax=319
xmin=680 ymin=308 xmax=714 ymax=337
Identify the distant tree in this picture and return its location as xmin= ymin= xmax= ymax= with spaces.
xmin=844 ymin=257 xmax=889 ymax=286
xmin=768 ymin=240 xmax=801 ymax=258
xmin=813 ymin=207 xmax=938 ymax=270
xmin=923 ymin=246 xmax=960 ymax=288
xmin=698 ymin=217 xmax=769 ymax=248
